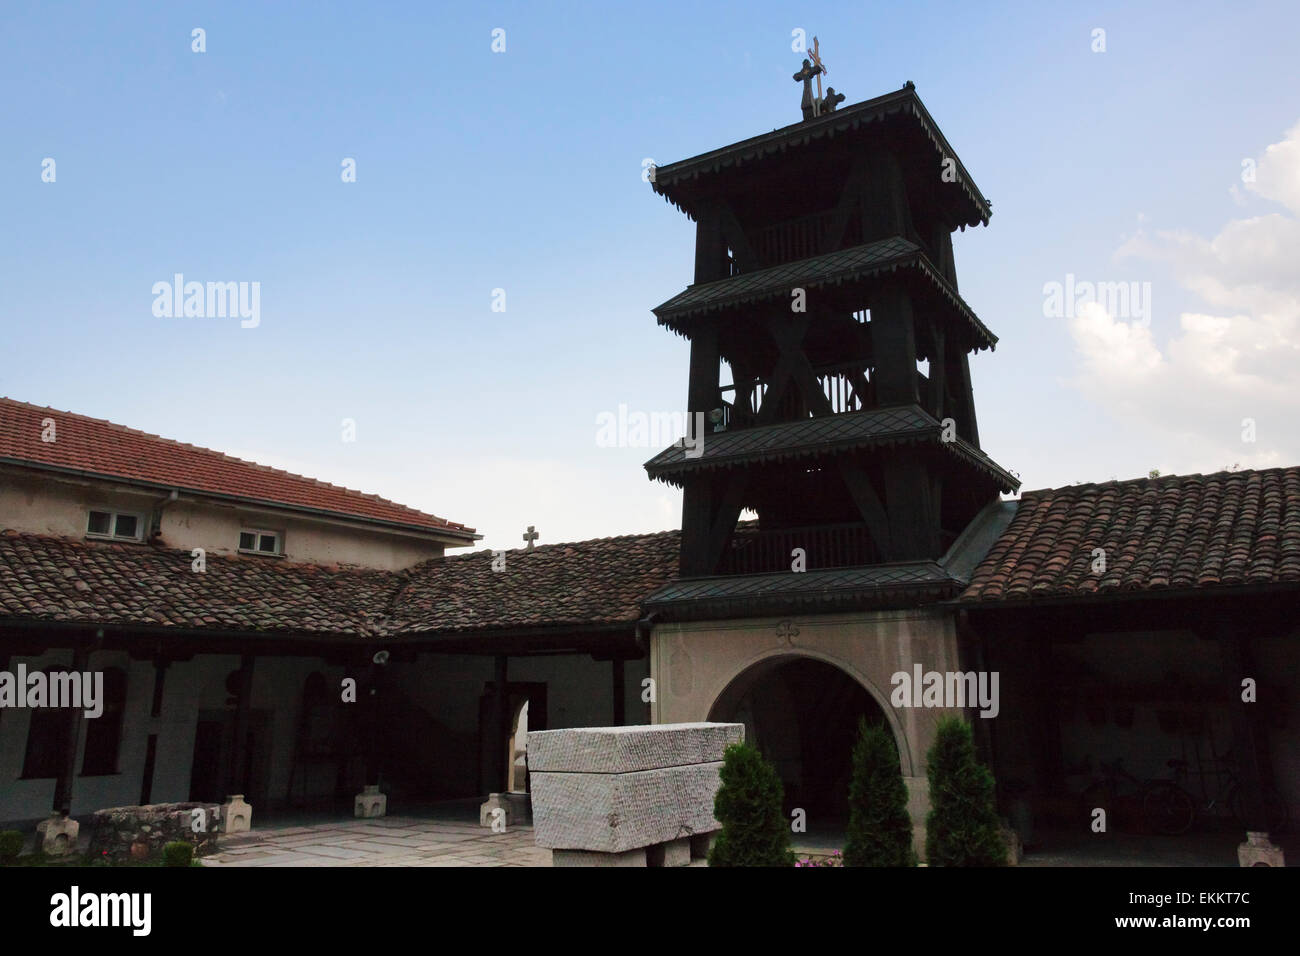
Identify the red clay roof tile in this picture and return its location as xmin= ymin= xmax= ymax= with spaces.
xmin=0 ymin=397 xmax=474 ymax=537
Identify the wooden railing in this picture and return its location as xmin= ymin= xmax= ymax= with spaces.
xmin=718 ymin=522 xmax=879 ymax=575
xmin=716 ymin=362 xmax=870 ymax=429
xmin=753 ymin=210 xmax=836 ymax=265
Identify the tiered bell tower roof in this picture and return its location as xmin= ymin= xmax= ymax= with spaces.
xmin=642 ymin=78 xmax=1016 ymax=616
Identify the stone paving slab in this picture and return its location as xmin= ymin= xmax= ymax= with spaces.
xmin=202 ymin=814 xmax=549 ymax=868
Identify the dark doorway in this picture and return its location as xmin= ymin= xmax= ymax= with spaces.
xmin=188 ymin=709 xmax=272 ymax=805
xmin=478 ymin=682 xmax=547 ymax=796
xmin=708 ymin=656 xmax=891 ymax=826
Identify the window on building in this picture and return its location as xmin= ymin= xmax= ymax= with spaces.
xmin=86 ymin=510 xmax=143 ymax=541
xmin=21 ymin=677 xmax=73 ymax=779
xmin=81 ymin=668 xmax=128 ymax=776
xmin=239 ymin=528 xmax=281 ymax=555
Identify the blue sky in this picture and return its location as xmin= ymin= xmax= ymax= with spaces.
xmin=3 ymin=1 xmax=1299 ymax=551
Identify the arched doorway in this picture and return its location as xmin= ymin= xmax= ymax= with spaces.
xmin=708 ymin=656 xmax=893 ymax=826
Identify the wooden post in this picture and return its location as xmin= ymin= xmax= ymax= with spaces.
xmin=226 ymin=655 xmax=255 ymax=796
xmin=493 ymin=655 xmax=509 ymax=793
xmin=139 ymin=657 xmax=170 ymax=804
xmin=612 ymin=659 xmax=626 ymax=726
xmin=1220 ymin=622 xmax=1269 ymax=832
xmin=52 ymin=645 xmax=90 ymax=816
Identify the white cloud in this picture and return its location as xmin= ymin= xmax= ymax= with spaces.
xmin=1069 ymin=120 xmax=1300 ymax=473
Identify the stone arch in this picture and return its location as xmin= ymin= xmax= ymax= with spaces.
xmin=706 ymin=651 xmax=909 ymax=825
xmin=704 ymin=648 xmax=913 ymax=775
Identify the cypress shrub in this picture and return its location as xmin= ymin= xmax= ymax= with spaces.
xmin=0 ymin=830 xmax=23 ymax=865
xmin=843 ymin=719 xmax=916 ymax=866
xmin=708 ymin=742 xmax=795 ymax=867
xmin=925 ymin=717 xmax=1007 ymax=866
xmin=162 ymin=841 xmax=194 ymax=867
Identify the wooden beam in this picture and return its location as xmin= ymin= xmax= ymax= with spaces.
xmin=493 ymin=655 xmax=509 ymax=793
xmin=52 ymin=645 xmax=90 ymax=815
xmin=718 ymin=202 xmax=761 ymax=272
xmin=838 ymin=463 xmax=893 ymax=559
xmin=869 ymin=287 xmax=920 ymax=406
xmin=225 ymin=654 xmax=255 ymax=796
xmin=929 ymin=325 xmax=947 ymax=421
xmin=693 ymin=200 xmax=729 ymax=283
xmin=612 ymin=659 xmax=626 ymax=726
xmin=701 ymin=471 xmax=749 ymax=574
xmin=757 ymin=310 xmax=834 ymax=423
xmin=824 ymin=156 xmax=869 ymax=253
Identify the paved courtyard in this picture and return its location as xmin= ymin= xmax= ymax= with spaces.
xmin=202 ymin=812 xmax=550 ymax=867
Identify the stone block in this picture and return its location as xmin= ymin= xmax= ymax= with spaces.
xmin=222 ymin=794 xmax=253 ymax=832
xmin=354 ymin=785 xmax=386 ymax=819
xmin=1238 ymin=831 xmax=1285 ymax=867
xmin=36 ymin=813 xmax=79 ymax=857
xmin=531 ymin=761 xmax=725 ymax=853
xmin=527 ymin=722 xmax=744 ymax=774
xmin=553 ymin=848 xmax=646 ymax=867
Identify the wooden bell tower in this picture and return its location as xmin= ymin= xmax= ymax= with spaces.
xmin=645 ymin=82 xmax=1017 ymax=585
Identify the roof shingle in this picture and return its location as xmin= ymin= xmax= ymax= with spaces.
xmin=960 ymin=468 xmax=1300 ymax=603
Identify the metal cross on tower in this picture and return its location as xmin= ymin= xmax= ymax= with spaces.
xmin=809 ymin=36 xmax=827 ymax=111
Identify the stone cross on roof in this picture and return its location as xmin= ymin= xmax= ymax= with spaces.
xmin=523 ymin=525 xmax=539 ymax=550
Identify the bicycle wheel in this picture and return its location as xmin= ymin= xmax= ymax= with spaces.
xmin=1143 ymin=783 xmax=1195 ymax=835
xmin=1229 ymin=786 xmax=1291 ymax=834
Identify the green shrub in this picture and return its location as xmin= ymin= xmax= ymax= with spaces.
xmin=708 ymin=742 xmax=795 ymax=867
xmin=0 ymin=830 xmax=24 ymax=864
xmin=162 ymin=841 xmax=193 ymax=867
xmin=843 ymin=719 xmax=916 ymax=866
xmin=924 ymin=717 xmax=1007 ymax=866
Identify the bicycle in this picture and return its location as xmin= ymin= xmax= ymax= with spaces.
xmin=1142 ymin=757 xmax=1289 ymax=836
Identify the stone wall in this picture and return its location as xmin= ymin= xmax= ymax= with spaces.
xmin=88 ymin=802 xmax=223 ymax=863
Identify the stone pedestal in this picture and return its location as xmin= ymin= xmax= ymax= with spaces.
xmin=354 ymin=785 xmax=387 ymax=818
xmin=36 ymin=812 xmax=79 ymax=857
xmin=221 ymin=794 xmax=252 ymax=832
xmin=999 ymin=823 xmax=1022 ymax=865
xmin=528 ymin=722 xmax=744 ymax=866
xmin=479 ymin=791 xmax=530 ymax=829
xmin=1238 ymin=831 xmax=1285 ymax=867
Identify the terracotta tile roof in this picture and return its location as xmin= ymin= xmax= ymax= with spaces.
xmin=0 ymin=397 xmax=474 ymax=537
xmin=0 ymin=529 xmax=682 ymax=637
xmin=961 ymin=468 xmax=1300 ymax=603
xmin=0 ymin=530 xmax=396 ymax=636
xmin=390 ymin=531 xmax=682 ymax=633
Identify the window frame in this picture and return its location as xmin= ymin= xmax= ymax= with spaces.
xmin=85 ymin=509 xmax=145 ymax=543
xmin=238 ymin=527 xmax=283 ymax=557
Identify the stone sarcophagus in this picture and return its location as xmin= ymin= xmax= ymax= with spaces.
xmin=527 ymin=722 xmax=744 ymax=867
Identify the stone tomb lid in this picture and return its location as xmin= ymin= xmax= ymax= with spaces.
xmin=526 ymin=722 xmax=744 ymax=774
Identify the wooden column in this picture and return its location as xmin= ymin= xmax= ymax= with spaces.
xmin=139 ymin=658 xmax=169 ymax=804
xmin=612 ymin=659 xmax=626 ymax=726
xmin=226 ymin=655 xmax=255 ymax=796
xmin=1220 ymin=622 xmax=1270 ymax=832
xmin=493 ymin=655 xmax=509 ymax=793
xmin=52 ymin=645 xmax=90 ymax=815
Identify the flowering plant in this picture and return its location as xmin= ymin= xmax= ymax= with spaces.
xmin=794 ymin=850 xmax=843 ymax=867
